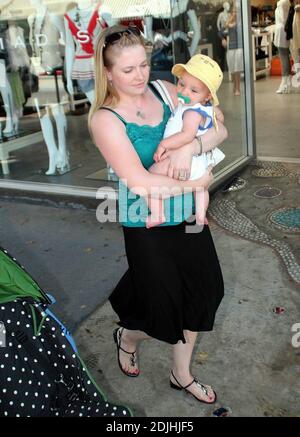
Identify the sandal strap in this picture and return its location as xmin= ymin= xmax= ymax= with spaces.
xmin=194 ymin=378 xmax=209 ymax=397
xmin=171 ymin=371 xmax=209 ymax=396
xmin=171 ymin=371 xmax=195 ymax=390
xmin=117 ymin=329 xmax=137 ymax=358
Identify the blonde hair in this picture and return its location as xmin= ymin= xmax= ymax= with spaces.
xmin=88 ymin=25 xmax=146 ymax=133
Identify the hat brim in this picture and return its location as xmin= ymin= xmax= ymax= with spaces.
xmin=172 ymin=64 xmax=219 ymax=106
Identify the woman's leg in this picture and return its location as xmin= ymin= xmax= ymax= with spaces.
xmin=171 ymin=330 xmax=216 ymax=402
xmin=117 ymin=328 xmax=150 ymax=374
xmin=233 ymin=72 xmax=241 ymax=95
xmin=277 ymin=47 xmax=291 ymax=93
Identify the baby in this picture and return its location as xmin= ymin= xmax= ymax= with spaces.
xmin=146 ymin=54 xmax=225 ymax=228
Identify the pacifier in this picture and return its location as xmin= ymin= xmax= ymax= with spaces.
xmin=177 ymin=92 xmax=191 ymax=104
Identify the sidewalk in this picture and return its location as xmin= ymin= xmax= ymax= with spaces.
xmin=1 ymin=160 xmax=299 ymax=416
xmin=74 ymin=161 xmax=300 ymax=417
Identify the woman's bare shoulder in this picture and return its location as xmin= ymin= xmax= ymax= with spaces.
xmin=90 ymin=107 xmax=123 ymax=131
xmin=161 ymin=80 xmax=176 ymax=94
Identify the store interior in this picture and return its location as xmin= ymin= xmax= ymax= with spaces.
xmin=0 ymin=0 xmax=299 ymax=194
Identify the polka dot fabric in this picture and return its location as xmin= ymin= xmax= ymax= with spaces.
xmin=0 ymin=299 xmax=131 ymax=417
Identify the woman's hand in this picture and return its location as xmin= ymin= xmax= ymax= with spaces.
xmin=160 ymin=142 xmax=194 ymax=180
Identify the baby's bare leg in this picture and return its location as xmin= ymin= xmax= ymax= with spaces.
xmin=194 ymin=188 xmax=209 ymax=226
xmin=146 ymin=159 xmax=170 ymax=228
xmin=145 ymin=196 xmax=166 ymax=229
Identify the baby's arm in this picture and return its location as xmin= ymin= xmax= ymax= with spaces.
xmin=161 ymin=110 xmax=203 ymax=150
xmin=154 ymin=110 xmax=204 ymax=162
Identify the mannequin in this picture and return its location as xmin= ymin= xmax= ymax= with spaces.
xmin=274 ymin=0 xmax=291 ymax=93
xmin=290 ymin=0 xmax=300 ymax=67
xmin=217 ymin=1 xmax=231 ymax=32
xmin=64 ymin=0 xmax=110 ymax=103
xmin=0 ymin=59 xmax=20 ymax=136
xmin=3 ymin=20 xmax=32 ymax=135
xmin=145 ymin=0 xmax=200 ymax=79
xmin=28 ymin=0 xmax=64 ymax=73
xmin=28 ymin=0 xmax=69 ymax=175
xmin=35 ymin=99 xmax=69 ymax=175
xmin=0 ymin=16 xmax=24 ymax=137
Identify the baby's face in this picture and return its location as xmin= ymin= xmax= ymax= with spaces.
xmin=176 ymin=71 xmax=211 ymax=106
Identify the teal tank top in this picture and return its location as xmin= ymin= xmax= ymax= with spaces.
xmin=105 ymin=89 xmax=195 ymax=227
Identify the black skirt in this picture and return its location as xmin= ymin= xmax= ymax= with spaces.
xmin=109 ymin=220 xmax=224 ymax=345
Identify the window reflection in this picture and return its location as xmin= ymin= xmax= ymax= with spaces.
xmin=0 ymin=0 xmax=250 ymax=185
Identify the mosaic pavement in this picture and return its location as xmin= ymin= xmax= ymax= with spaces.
xmin=250 ymin=160 xmax=300 ymax=179
xmin=208 ymin=161 xmax=300 ymax=284
xmin=209 ymin=198 xmax=300 ymax=284
xmin=253 ymin=187 xmax=282 ymax=199
xmin=268 ymin=207 xmax=300 ymax=234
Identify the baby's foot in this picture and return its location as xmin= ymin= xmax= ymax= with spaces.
xmin=195 ymin=214 xmax=208 ymax=226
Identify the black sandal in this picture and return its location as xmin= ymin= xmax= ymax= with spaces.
xmin=113 ymin=328 xmax=140 ymax=377
xmin=170 ymin=371 xmax=217 ymax=404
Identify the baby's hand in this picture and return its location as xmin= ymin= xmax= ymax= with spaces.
xmin=153 ymin=143 xmax=167 ymax=162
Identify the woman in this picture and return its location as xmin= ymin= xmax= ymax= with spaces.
xmin=274 ymin=0 xmax=292 ymax=94
xmin=89 ymin=25 xmax=227 ymax=405
xmin=224 ymin=2 xmax=244 ymax=96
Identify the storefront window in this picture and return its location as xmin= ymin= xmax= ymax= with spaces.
xmin=0 ymin=0 xmax=253 ymax=192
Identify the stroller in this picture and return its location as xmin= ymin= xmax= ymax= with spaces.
xmin=0 ymin=246 xmax=132 ymax=417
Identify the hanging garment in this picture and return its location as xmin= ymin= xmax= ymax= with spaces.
xmin=5 ymin=25 xmax=30 ymax=70
xmin=284 ymin=5 xmax=295 ymax=40
xmin=7 ymin=70 xmax=25 ymax=109
xmin=30 ymin=10 xmax=63 ymax=70
xmin=64 ymin=9 xmax=105 ymax=81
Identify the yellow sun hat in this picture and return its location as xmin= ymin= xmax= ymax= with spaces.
xmin=172 ymin=54 xmax=223 ymax=107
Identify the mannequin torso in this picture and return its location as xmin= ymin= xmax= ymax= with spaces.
xmin=64 ymin=4 xmax=101 ymax=82
xmin=217 ymin=2 xmax=230 ymax=32
xmin=64 ymin=0 xmax=109 ymax=100
xmin=6 ymin=24 xmax=30 ymax=70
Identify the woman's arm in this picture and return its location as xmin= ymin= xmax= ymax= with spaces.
xmin=160 ymin=123 xmax=228 ymax=180
xmin=201 ymin=122 xmax=228 ymax=152
xmin=161 ymin=122 xmax=228 ymax=160
xmin=91 ymin=110 xmax=213 ymax=198
xmin=215 ymin=106 xmax=225 ymax=124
